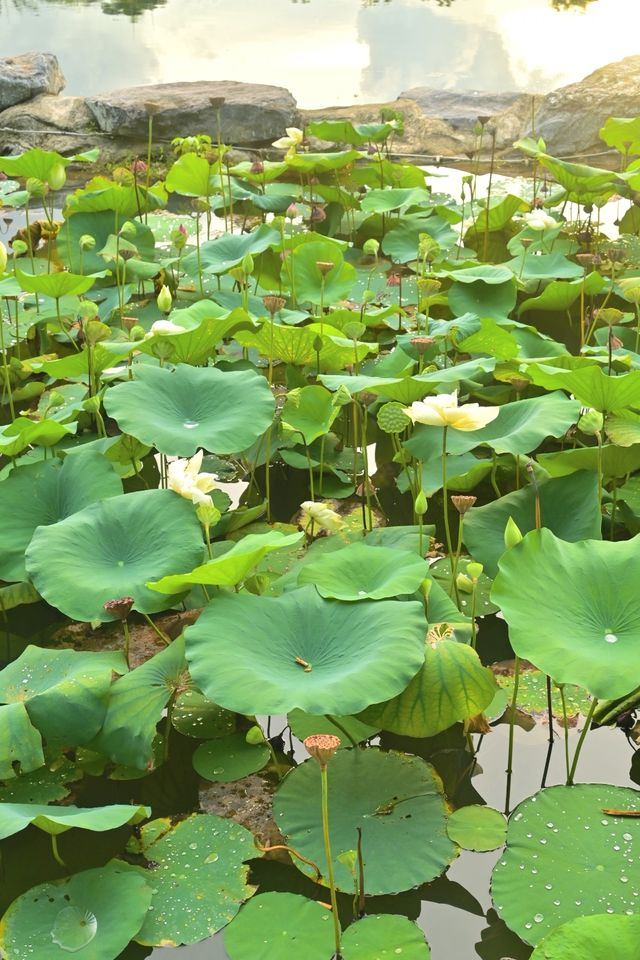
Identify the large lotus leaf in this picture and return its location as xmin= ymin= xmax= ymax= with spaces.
xmin=0 ymin=760 xmax=81 ymax=804
xmin=527 ymin=362 xmax=640 ymax=412
xmin=519 ymin=273 xmax=604 ymax=314
xmin=165 ymin=152 xmax=218 ymax=197
xmin=0 ymin=864 xmax=153 ymax=960
xmin=274 ymin=748 xmax=456 ymax=895
xmin=171 ymin=689 xmax=236 ymax=740
xmin=16 ymin=266 xmax=96 ymax=299
xmin=496 ymin=667 xmax=591 ymax=723
xmin=193 ymin=732 xmax=270 ymax=782
xmin=0 ymin=645 xmax=125 ymax=747
xmin=236 ymin=322 xmax=317 ymax=366
xmin=298 ymin=542 xmax=429 ymax=601
xmin=360 ymin=186 xmax=432 ymax=212
xmin=0 ymin=451 xmax=122 ymax=582
xmin=360 ymin=640 xmax=497 ymax=738
xmin=538 ymin=443 xmax=640 ymax=480
xmin=185 ymin=585 xmax=426 ymax=716
xmin=503 ymin=252 xmax=583 ymax=281
xmin=183 ymin=224 xmax=279 ymax=276
xmin=306 ymin=119 xmax=397 ymax=145
xmin=530 ymin=914 xmax=640 ymax=960
xmin=147 ymin=530 xmax=303 ymax=593
xmin=135 ymin=305 xmax=256 ymax=366
xmin=92 ymin=638 xmax=187 ymax=769
xmin=0 ymin=702 xmax=44 ymax=780
xmin=492 ymin=529 xmax=640 ymax=700
xmin=449 ymin=278 xmax=517 ymax=320
xmin=119 ymin=813 xmax=256 ymax=946
xmin=0 ymin=801 xmax=149 ymax=840
xmin=281 ymin=385 xmax=341 ymax=446
xmin=382 ymin=215 xmax=458 ymax=262
xmin=224 ymin=892 xmax=334 ymax=960
xmin=103 ymin=363 xmax=274 ymax=457
xmin=25 ymin=490 xmax=204 ymax=622
xmin=0 ymin=418 xmax=76 ymax=457
xmin=464 ymin=471 xmax=601 ymax=576
xmin=0 ymin=146 xmax=96 ymax=181
xmin=342 ymin=915 xmax=431 ymax=959
xmin=492 ymin=784 xmax=640 ymax=945
xmin=457 ymin=317 xmax=519 ymax=361
xmin=286 ymin=240 xmax=357 ymax=305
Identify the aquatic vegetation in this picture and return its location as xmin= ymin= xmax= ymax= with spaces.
xmin=1 ymin=112 xmax=640 ymax=958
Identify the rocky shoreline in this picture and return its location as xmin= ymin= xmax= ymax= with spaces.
xmin=1 ymin=52 xmax=639 ymax=173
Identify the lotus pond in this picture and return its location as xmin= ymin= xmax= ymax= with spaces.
xmin=1 ymin=117 xmax=640 ymax=960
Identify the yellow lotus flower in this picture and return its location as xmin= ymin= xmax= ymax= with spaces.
xmin=300 ymin=500 xmax=344 ymax=535
xmin=272 ymin=127 xmax=304 ymax=157
xmin=167 ymin=449 xmax=217 ymax=506
xmin=523 ymin=209 xmax=557 ymax=232
xmin=146 ymin=319 xmax=187 ymax=337
xmin=403 ymin=392 xmax=500 ymax=431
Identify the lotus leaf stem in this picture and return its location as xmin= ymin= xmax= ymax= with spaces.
xmin=320 ymin=763 xmax=342 ymax=959
xmin=50 ymin=835 xmax=65 ymax=868
xmin=141 ymin=612 xmax=171 ymax=646
xmin=505 ymin=655 xmax=521 ymax=815
xmin=567 ymin=697 xmax=598 ymax=785
xmin=325 ymin=715 xmax=358 ymax=748
xmin=559 ymin=685 xmax=571 ymax=783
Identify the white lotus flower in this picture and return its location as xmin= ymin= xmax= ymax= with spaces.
xmin=167 ymin=449 xmax=217 ymax=506
xmin=300 ymin=500 xmax=345 ymax=535
xmin=523 ymin=209 xmax=557 ymax=232
xmin=403 ymin=392 xmax=500 ymax=431
xmin=146 ymin=319 xmax=187 ymax=338
xmin=272 ymin=127 xmax=304 ymax=156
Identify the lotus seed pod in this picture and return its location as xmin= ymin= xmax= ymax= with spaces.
xmin=451 ymin=494 xmax=476 ymax=516
xmin=195 ymin=499 xmax=221 ymax=530
xmin=245 ymin=725 xmax=266 ymax=746
xmin=504 ymin=516 xmax=523 ymax=550
xmin=130 ymin=324 xmax=146 ymax=340
xmin=410 ymin=336 xmax=435 ymax=355
xmin=316 ymin=260 xmax=334 ymax=276
xmin=304 ymin=734 xmax=341 ymax=767
xmin=343 ymin=321 xmax=365 ymax=341
xmin=262 ymin=294 xmax=286 ymax=317
xmin=156 ymin=284 xmax=172 ymax=314
xmin=47 ymin=163 xmax=66 ymax=191
xmin=467 ymin=561 xmax=483 ymax=581
xmin=84 ymin=320 xmax=111 ymax=346
xmin=414 ymin=489 xmax=428 ymax=516
xmin=11 ymin=239 xmax=28 ymax=256
xmin=120 ymin=220 xmax=137 ymax=239
xmin=79 ymin=234 xmax=96 ymax=251
xmin=377 ymin=401 xmax=411 ymax=434
xmin=78 ymin=300 xmax=100 ymax=321
xmin=103 ymin=597 xmax=135 ymax=620
xmin=363 ymin=238 xmax=380 ymax=257
xmin=577 ymin=409 xmax=603 ymax=436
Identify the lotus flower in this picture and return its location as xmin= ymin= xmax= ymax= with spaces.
xmin=523 ymin=209 xmax=557 ymax=232
xmin=403 ymin=392 xmax=499 ymax=431
xmin=167 ymin=449 xmax=217 ymax=506
xmin=147 ymin=319 xmax=187 ymax=337
xmin=300 ymin=500 xmax=344 ymax=535
xmin=272 ymin=127 xmax=304 ymax=157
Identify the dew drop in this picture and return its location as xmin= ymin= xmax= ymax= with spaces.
xmin=51 ymin=908 xmax=97 ymax=952
xmin=183 ymin=420 xmax=199 ymax=429
xmin=534 ymin=914 xmax=544 ymax=923
xmin=624 ymin=833 xmax=633 ymax=842
xmin=604 ymin=632 xmax=618 ymax=644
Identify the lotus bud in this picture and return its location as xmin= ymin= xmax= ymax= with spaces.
xmin=229 ymin=266 xmax=245 ymax=284
xmin=11 ymin=239 xmax=28 ymax=256
xmin=131 ymin=158 xmax=147 ymax=178
xmin=343 ymin=321 xmax=365 ymax=341
xmin=456 ymin=573 xmax=474 ymax=594
xmin=245 ymin=725 xmax=266 ymax=745
xmin=0 ymin=241 xmax=6 ymax=274
xmin=79 ymin=234 xmax=96 ymax=252
xmin=304 ymin=733 xmax=341 ymax=768
xmin=451 ymin=495 xmax=476 ymax=516
xmin=313 ymin=334 xmax=324 ymax=354
xmin=387 ymin=273 xmax=401 ymax=287
xmin=610 ymin=332 xmax=624 ymax=351
xmin=130 ymin=324 xmax=146 ymax=340
xmin=285 ymin=203 xmax=299 ymax=220
xmin=103 ymin=597 xmax=135 ymax=620
xmin=504 ymin=516 xmax=523 ymax=550
xmin=241 ymin=253 xmax=254 ymax=275
xmin=250 ymin=159 xmax=264 ymax=174
xmin=310 ymin=205 xmax=326 ymax=223
xmin=156 ymin=284 xmax=172 ymax=314
xmin=85 ymin=320 xmax=111 ymax=346
xmin=263 ymin=294 xmax=286 ymax=317
xmin=316 ymin=260 xmax=334 ymax=277
xmin=120 ymin=220 xmax=137 ymax=240
xmin=467 ymin=561 xmax=483 ymax=581
xmin=363 ymin=238 xmax=380 ymax=257
xmin=414 ymin=489 xmax=428 ymax=516
xmin=578 ymin=408 xmax=604 ymax=435
xmin=47 ymin=163 xmax=66 ymax=191
xmin=78 ymin=300 xmax=100 ymax=321
xmin=171 ymin=226 xmax=187 ymax=250
xmin=421 ymin=578 xmax=433 ymax=600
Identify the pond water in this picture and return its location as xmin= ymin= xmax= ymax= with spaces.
xmin=1 ymin=0 xmax=640 ymax=108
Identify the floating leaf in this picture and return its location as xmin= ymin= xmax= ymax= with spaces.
xmin=274 ymin=748 xmax=456 ymax=894
xmin=492 ymin=784 xmax=640 ymax=945
xmin=341 ymin=914 xmax=431 ymax=959
xmin=0 ymin=760 xmax=81 ymax=804
xmin=530 ymin=914 xmax=640 ymax=959
xmin=224 ymin=892 xmax=334 ymax=960
xmin=297 ymin=542 xmax=428 ymax=601
xmin=447 ymin=806 xmax=507 ymax=852
xmin=171 ymin=690 xmax=236 ymax=740
xmin=0 ymin=702 xmax=44 ymax=780
xmin=185 ymin=586 xmax=426 ymax=716
xmin=193 ymin=732 xmax=270 ymax=782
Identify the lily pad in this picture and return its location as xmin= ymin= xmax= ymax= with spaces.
xmin=492 ymin=783 xmax=640 ymax=944
xmin=0 ymin=760 xmax=81 ymax=804
xmin=530 ymin=914 xmax=640 ymax=959
xmin=297 ymin=542 xmax=429 ymax=601
xmin=492 ymin=529 xmax=640 ymax=700
xmin=171 ymin=690 xmax=236 ymax=740
xmin=224 ymin=892 xmax=334 ymax=960
xmin=103 ymin=363 xmax=275 ymax=457
xmin=185 ymin=586 xmax=426 ymax=716
xmin=193 ymin=732 xmax=270 ymax=782
xmin=118 ymin=813 xmax=256 ymax=946
xmin=447 ymin=806 xmax=507 ymax=852
xmin=341 ymin=915 xmax=431 ymax=959
xmin=25 ymin=489 xmax=204 ymax=622
xmin=0 ymin=864 xmax=153 ymax=960
xmin=274 ymin=748 xmax=456 ymax=895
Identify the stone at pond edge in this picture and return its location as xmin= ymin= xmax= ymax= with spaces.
xmin=0 ymin=94 xmax=96 ymax=156
xmin=0 ymin=53 xmax=65 ymax=111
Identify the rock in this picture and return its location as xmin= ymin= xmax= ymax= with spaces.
xmin=522 ymin=56 xmax=640 ymax=162
xmin=0 ymin=94 xmax=95 ymax=156
xmin=86 ymin=81 xmax=300 ymax=146
xmin=0 ymin=53 xmax=64 ymax=111
xmin=398 ymin=88 xmax=524 ymax=131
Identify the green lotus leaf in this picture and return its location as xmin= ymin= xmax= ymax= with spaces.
xmin=527 ymin=362 xmax=640 ymax=412
xmin=496 ymin=665 xmax=592 ymax=723
xmin=148 ymin=530 xmax=303 ymax=594
xmin=519 ymin=273 xmax=604 ymax=314
xmin=193 ymin=732 xmax=270 ymax=782
xmin=287 ymin=150 xmax=362 ymax=174
xmin=236 ymin=322 xmax=317 ymax=366
xmin=103 ymin=363 xmax=275 ymax=457
xmin=165 ymin=152 xmax=218 ymax=197
xmin=171 ymin=689 xmax=236 ymax=740
xmin=0 ymin=645 xmax=125 ymax=748
xmin=0 ymin=146 xmax=96 ymax=181
xmin=360 ymin=639 xmax=497 ymax=738
xmin=274 ymin=748 xmax=456 ymax=895
xmin=286 ymin=240 xmax=357 ymax=305
xmin=430 ymin=557 xmax=499 ymax=616
xmin=457 ymin=317 xmax=519 ymax=360
xmin=0 ymin=418 xmax=77 ymax=457
xmin=118 ymin=813 xmax=256 ymax=946
xmin=492 ymin=783 xmax=640 ymax=945
xmin=15 ymin=266 xmax=96 ymax=299
xmin=440 ymin=264 xmax=515 ymax=284
xmin=463 ymin=471 xmax=601 ymax=577
xmin=446 ymin=805 xmax=507 ymax=852
xmin=341 ymin=915 xmax=431 ymax=959
xmin=360 ymin=186 xmax=432 ymax=212
xmin=0 ymin=451 xmax=122 ymax=582
xmin=224 ymin=892 xmax=335 ymax=960
xmin=185 ymin=586 xmax=426 ymax=716
xmin=92 ymin=638 xmax=187 ymax=769
xmin=281 ymin=385 xmax=342 ymax=446
xmin=0 ymin=864 xmax=153 ymax=960
xmin=530 ymin=914 xmax=640 ymax=959
xmin=503 ymin=252 xmax=584 ymax=280
xmin=449 ymin=277 xmax=517 ymax=320
xmin=25 ymin=490 xmax=204 ymax=622
xmin=382 ymin=214 xmax=458 ymax=262
xmin=287 ymin=709 xmax=378 ymax=746
xmin=135 ymin=303 xmax=257 ymax=366
xmin=306 ymin=118 xmax=398 ymax=145
xmin=0 ymin=760 xmax=81 ymax=804
xmin=298 ymin=542 xmax=428 ymax=601
xmin=184 ymin=223 xmax=279 ymax=276
xmin=538 ymin=443 xmax=640 ymax=480
xmin=492 ymin=529 xmax=640 ymax=700
xmin=0 ymin=702 xmax=44 ymax=780
xmin=0 ymin=801 xmax=149 ymax=840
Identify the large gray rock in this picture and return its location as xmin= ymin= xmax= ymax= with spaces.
xmin=398 ymin=88 xmax=524 ymax=131
xmin=522 ymin=56 xmax=640 ymax=161
xmin=0 ymin=53 xmax=65 ymax=110
xmin=0 ymin=94 xmax=95 ymax=156
xmin=86 ymin=81 xmax=300 ymax=145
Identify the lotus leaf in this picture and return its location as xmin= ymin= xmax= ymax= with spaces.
xmin=119 ymin=813 xmax=256 ymax=946
xmin=183 ymin=224 xmax=279 ymax=275
xmin=530 ymin=914 xmax=640 ymax=959
xmin=16 ymin=266 xmax=96 ymax=299
xmin=297 ymin=542 xmax=429 ymax=601
xmin=0 ymin=702 xmax=44 ymax=780
xmin=185 ymin=586 xmax=426 ymax=715
xmin=492 ymin=784 xmax=640 ymax=944
xmin=0 ymin=801 xmax=149 ymax=840
xmin=171 ymin=689 xmax=236 ymax=740
xmin=25 ymin=490 xmax=204 ymax=622
xmin=341 ymin=915 xmax=432 ymax=959
xmin=527 ymin=363 xmax=640 ymax=412
xmin=0 ymin=760 xmax=81 ymax=804
xmin=0 ymin=864 xmax=153 ymax=960
xmin=446 ymin=806 xmax=507 ymax=852
xmin=274 ymin=748 xmax=456 ymax=894
xmin=224 ymin=892 xmax=335 ymax=960
xmin=492 ymin=529 xmax=640 ymax=700
xmin=193 ymin=732 xmax=270 ymax=782
xmin=103 ymin=363 xmax=275 ymax=457
xmin=281 ymin=385 xmax=342 ymax=445
xmin=286 ymin=240 xmax=357 ymax=305
xmin=287 ymin=709 xmax=378 ymax=745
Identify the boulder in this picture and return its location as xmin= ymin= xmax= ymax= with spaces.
xmin=0 ymin=94 xmax=95 ymax=156
xmin=0 ymin=53 xmax=65 ymax=111
xmin=86 ymin=81 xmax=300 ymax=146
xmin=398 ymin=88 xmax=524 ymax=131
